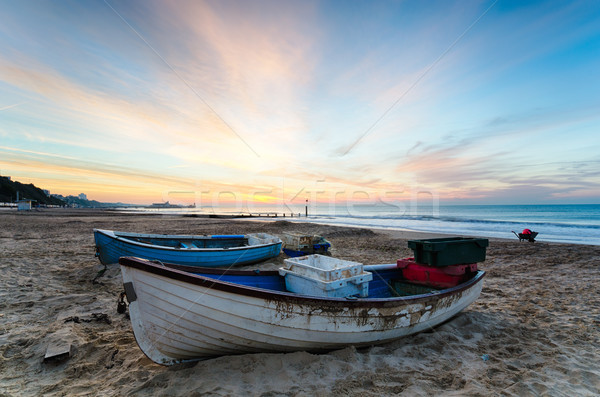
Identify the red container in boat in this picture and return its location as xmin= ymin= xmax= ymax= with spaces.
xmin=396 ymin=258 xmax=477 ymax=289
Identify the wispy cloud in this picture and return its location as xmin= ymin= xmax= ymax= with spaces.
xmin=0 ymin=102 xmax=26 ymax=111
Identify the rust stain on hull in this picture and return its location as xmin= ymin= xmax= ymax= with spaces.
xmin=268 ymin=287 xmax=469 ymax=332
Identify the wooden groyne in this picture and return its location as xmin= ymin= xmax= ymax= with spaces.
xmin=182 ymin=212 xmax=306 ymax=219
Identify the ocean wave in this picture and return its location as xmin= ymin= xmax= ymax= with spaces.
xmin=309 ymin=213 xmax=600 ymax=230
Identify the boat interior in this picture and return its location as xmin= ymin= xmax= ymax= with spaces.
xmin=190 ymin=267 xmax=456 ymax=299
xmin=127 ymin=236 xmax=249 ymax=249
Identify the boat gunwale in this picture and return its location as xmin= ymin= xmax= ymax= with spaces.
xmin=119 ymin=256 xmax=486 ymax=308
xmin=94 ymin=228 xmax=282 ymax=252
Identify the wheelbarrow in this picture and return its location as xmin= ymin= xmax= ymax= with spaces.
xmin=512 ymin=230 xmax=538 ymax=242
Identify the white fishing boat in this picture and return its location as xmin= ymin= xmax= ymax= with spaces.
xmin=119 ymin=255 xmax=485 ymax=365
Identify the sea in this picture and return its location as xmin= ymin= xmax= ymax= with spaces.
xmin=120 ymin=204 xmax=600 ymax=246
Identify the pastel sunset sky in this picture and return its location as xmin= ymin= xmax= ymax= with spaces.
xmin=1 ymin=0 xmax=599 ymax=208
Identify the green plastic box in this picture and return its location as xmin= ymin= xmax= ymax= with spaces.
xmin=407 ymin=237 xmax=489 ymax=267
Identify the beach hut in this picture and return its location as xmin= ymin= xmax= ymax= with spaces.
xmin=17 ymin=200 xmax=33 ymax=211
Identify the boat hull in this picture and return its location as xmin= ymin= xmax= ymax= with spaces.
xmin=94 ymin=229 xmax=282 ymax=267
xmin=119 ymin=257 xmax=485 ymax=365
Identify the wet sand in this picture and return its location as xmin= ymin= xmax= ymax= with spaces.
xmin=0 ymin=209 xmax=599 ymax=396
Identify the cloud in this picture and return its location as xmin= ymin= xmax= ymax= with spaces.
xmin=0 ymin=145 xmax=295 ymax=203
xmin=0 ymin=102 xmax=27 ymax=112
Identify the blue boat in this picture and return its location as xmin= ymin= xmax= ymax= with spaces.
xmin=93 ymin=229 xmax=282 ymax=267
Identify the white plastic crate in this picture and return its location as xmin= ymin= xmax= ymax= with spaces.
xmin=282 ymin=254 xmax=363 ymax=281
xmin=279 ymin=255 xmax=372 ymax=298
xmin=282 ymin=232 xmax=313 ymax=250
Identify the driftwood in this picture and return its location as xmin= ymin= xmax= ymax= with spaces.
xmin=43 ymin=326 xmax=75 ymax=363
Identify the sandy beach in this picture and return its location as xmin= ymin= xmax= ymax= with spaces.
xmin=0 ymin=209 xmax=599 ymax=396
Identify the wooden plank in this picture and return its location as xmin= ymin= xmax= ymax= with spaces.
xmin=44 ymin=341 xmax=73 ymax=363
xmin=43 ymin=326 xmax=75 ymax=363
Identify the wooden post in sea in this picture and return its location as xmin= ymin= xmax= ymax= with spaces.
xmin=305 ymin=199 xmax=308 ymax=217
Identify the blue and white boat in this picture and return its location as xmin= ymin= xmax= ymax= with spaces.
xmin=93 ymin=229 xmax=282 ymax=267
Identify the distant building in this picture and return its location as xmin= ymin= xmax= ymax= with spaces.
xmin=150 ymin=201 xmax=171 ymax=208
xmin=78 ymin=193 xmax=87 ymax=200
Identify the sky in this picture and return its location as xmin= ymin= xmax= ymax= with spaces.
xmin=1 ymin=0 xmax=599 ymax=209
